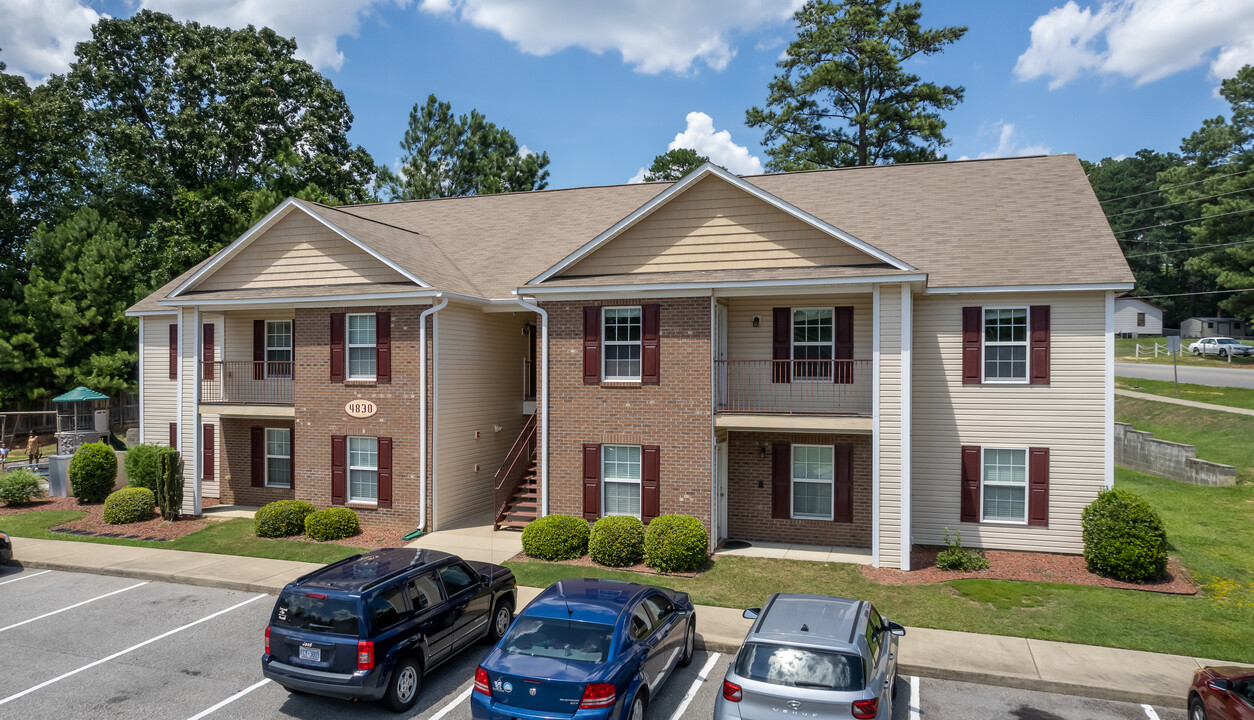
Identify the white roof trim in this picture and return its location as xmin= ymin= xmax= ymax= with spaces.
xmin=517 ymin=272 xmax=927 ymax=297
xmin=923 ymin=282 xmax=1135 ymax=294
xmin=157 ymin=290 xmax=441 ymax=308
xmin=167 ymin=198 xmax=429 ymax=298
xmin=527 ymin=163 xmax=914 ymax=284
xmin=125 ymin=310 xmax=179 ymax=317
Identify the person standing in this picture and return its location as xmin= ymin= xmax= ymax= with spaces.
xmin=0 ymin=441 xmax=8 ymax=468
xmin=26 ymin=431 xmax=40 ymax=464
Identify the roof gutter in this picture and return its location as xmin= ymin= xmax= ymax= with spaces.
xmin=412 ymin=294 xmax=449 ymax=537
xmin=515 ymin=296 xmax=549 ymax=518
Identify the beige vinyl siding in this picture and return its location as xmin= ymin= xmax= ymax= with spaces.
xmin=878 ymin=287 xmax=903 ymax=568
xmin=434 ymin=302 xmax=532 ymax=530
xmin=141 ymin=315 xmax=178 ymax=445
xmin=911 ymin=292 xmax=1107 ymax=553
xmin=566 ymin=176 xmax=878 ymax=276
xmin=191 ymin=212 xmax=409 ymax=292
xmin=220 ymin=310 xmax=294 ymax=363
xmin=725 ymin=294 xmax=872 ymax=361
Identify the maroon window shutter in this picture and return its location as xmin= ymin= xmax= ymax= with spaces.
xmin=377 ymin=437 xmax=393 ymax=508
xmin=962 ymin=307 xmax=982 ymax=385
xmin=1030 ymin=306 xmax=1050 ymax=385
xmin=202 ymin=324 xmax=215 ymax=380
xmin=331 ymin=435 xmax=347 ymax=503
xmin=583 ymin=307 xmax=601 ymax=384
xmin=329 ymin=313 xmax=345 ymax=383
xmin=253 ymin=319 xmax=265 ymax=380
xmin=376 ymin=312 xmax=391 ymax=384
xmin=169 ymin=324 xmax=178 ymax=380
xmin=641 ymin=304 xmax=660 ymax=384
xmin=250 ymin=426 xmax=265 ymax=487
xmin=833 ymin=445 xmax=853 ymax=523
xmin=960 ymin=445 xmax=981 ymax=523
xmin=203 ymin=424 xmax=215 ymax=482
xmin=582 ymin=443 xmax=601 ymax=519
xmin=642 ymin=445 xmax=660 ymax=522
xmin=771 ymin=442 xmax=791 ymax=519
xmin=834 ymin=306 xmax=854 ymax=384
xmin=1028 ymin=447 xmax=1050 ymax=527
xmin=772 ymin=308 xmax=791 ymax=384
xmin=169 ymin=422 xmax=177 ymax=447
xmin=289 ymin=428 xmax=295 ymax=490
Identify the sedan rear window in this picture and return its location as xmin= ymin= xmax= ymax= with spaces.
xmin=735 ymin=643 xmax=864 ymax=691
xmin=274 ymin=591 xmax=360 ymax=636
xmin=502 ymin=617 xmax=614 ymax=664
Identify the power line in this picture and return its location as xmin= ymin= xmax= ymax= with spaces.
xmin=1098 ymin=166 xmax=1254 ymax=204
xmin=1124 ymin=238 xmax=1254 ymax=258
xmin=1105 ymin=187 xmax=1252 ymax=217
xmin=1113 ymin=206 xmax=1254 ymax=235
xmin=1134 ymin=287 xmax=1254 ymax=299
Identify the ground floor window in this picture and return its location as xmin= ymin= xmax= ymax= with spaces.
xmin=982 ymin=447 xmax=1027 ymax=523
xmin=602 ymin=444 xmax=641 ymax=518
xmin=349 ymin=436 xmax=378 ymax=503
xmin=265 ymin=428 xmax=291 ymax=488
xmin=792 ymin=444 xmax=834 ymax=520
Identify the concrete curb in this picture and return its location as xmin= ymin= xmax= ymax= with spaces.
xmin=897 ymin=663 xmax=1183 ymax=709
xmin=13 ymin=559 xmax=294 ymax=596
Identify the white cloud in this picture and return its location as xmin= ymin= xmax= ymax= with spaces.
xmin=1015 ymin=0 xmax=1254 ymax=89
xmin=958 ymin=121 xmax=1051 ymax=160
xmin=419 ymin=0 xmax=803 ymax=74
xmin=628 ymin=111 xmax=763 ymax=182
xmin=0 ymin=0 xmax=106 ymax=82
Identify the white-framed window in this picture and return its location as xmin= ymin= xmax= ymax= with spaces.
xmin=792 ymin=308 xmax=834 ymax=380
xmin=792 ymin=444 xmax=834 ymax=520
xmin=348 ymin=436 xmax=378 ymax=503
xmin=602 ymin=444 xmax=641 ymax=518
xmin=265 ymin=320 xmax=292 ymax=377
xmin=1137 ymin=312 xmax=1146 ymax=327
xmin=981 ymin=447 xmax=1027 ymax=524
xmin=602 ymin=307 xmax=642 ymax=381
xmin=983 ymin=307 xmax=1028 ymax=382
xmin=265 ymin=428 xmax=291 ymax=488
xmin=347 ymin=314 xmax=377 ymax=380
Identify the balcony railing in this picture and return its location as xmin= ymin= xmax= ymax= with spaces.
xmin=714 ymin=359 xmax=872 ymax=415
xmin=200 ymin=361 xmax=293 ymax=405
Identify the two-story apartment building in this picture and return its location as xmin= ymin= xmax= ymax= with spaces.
xmin=127 ymin=154 xmax=1132 ymax=570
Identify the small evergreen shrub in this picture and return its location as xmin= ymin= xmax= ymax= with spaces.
xmin=69 ymin=441 xmax=118 ymax=503
xmin=254 ymin=500 xmax=317 ymax=538
xmin=521 ymin=514 xmax=590 ymax=561
xmin=124 ymin=444 xmax=162 ymax=492
xmin=934 ymin=528 xmax=990 ymax=572
xmin=155 ymin=448 xmax=183 ymax=520
xmin=589 ymin=515 xmax=645 ymax=567
xmin=643 ymin=515 xmax=708 ymax=573
xmin=1082 ymin=488 xmax=1168 ymax=583
xmin=0 ymin=469 xmax=45 ymax=506
xmin=103 ymin=487 xmax=156 ymax=524
xmin=305 ymin=507 xmax=361 ymax=541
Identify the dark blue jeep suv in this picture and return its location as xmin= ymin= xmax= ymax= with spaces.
xmin=262 ymin=547 xmax=516 ymax=712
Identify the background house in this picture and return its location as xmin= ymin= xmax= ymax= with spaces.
xmin=1114 ymin=294 xmax=1163 ymax=337
xmin=1181 ymin=316 xmax=1250 ymax=338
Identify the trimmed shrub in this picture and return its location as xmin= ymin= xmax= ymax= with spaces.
xmin=69 ymin=441 xmax=117 ymax=503
xmin=103 ymin=487 xmax=156 ymax=524
xmin=1082 ymin=488 xmax=1168 ymax=583
xmin=934 ymin=528 xmax=989 ymax=572
xmin=305 ymin=507 xmax=361 ymax=541
xmin=155 ymin=448 xmax=183 ymax=521
xmin=589 ymin=515 xmax=645 ymax=567
xmin=521 ymin=514 xmax=590 ymax=561
xmin=254 ymin=500 xmax=317 ymax=538
xmin=643 ymin=515 xmax=708 ymax=573
xmin=124 ymin=444 xmax=162 ymax=492
xmin=0 ymin=469 xmax=45 ymax=507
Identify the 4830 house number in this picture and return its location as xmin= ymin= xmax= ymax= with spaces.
xmin=345 ymin=400 xmax=377 ymax=418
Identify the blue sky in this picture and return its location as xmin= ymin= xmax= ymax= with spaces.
xmin=4 ymin=0 xmax=1253 ymax=189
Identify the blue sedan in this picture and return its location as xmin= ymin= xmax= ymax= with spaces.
xmin=471 ymin=578 xmax=696 ymax=720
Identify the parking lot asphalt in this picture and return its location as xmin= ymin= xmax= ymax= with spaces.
xmin=0 ymin=565 xmax=1188 ymax=720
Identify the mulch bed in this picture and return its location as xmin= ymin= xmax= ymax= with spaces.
xmin=316 ymin=526 xmax=414 ymax=550
xmin=861 ymin=547 xmax=1197 ymax=595
xmin=507 ymin=551 xmax=705 ymax=578
xmin=0 ymin=495 xmax=208 ymax=541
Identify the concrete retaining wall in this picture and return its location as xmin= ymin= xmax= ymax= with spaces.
xmin=1114 ymin=422 xmax=1237 ymax=487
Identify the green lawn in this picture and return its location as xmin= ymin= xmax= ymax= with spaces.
xmin=1116 ymin=376 xmax=1254 ymax=411
xmin=1114 ymin=337 xmax=1254 ymax=368
xmin=1116 ymin=395 xmax=1254 ymax=481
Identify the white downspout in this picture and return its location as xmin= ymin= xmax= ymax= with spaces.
xmin=515 ymin=297 xmax=549 ymax=517
xmin=418 ymin=295 xmax=448 ymax=532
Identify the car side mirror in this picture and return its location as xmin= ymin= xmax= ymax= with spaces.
xmin=743 ymin=608 xmax=761 ymax=620
xmin=1208 ymin=679 xmax=1231 ymax=693
xmin=887 ymin=621 xmax=906 ymax=637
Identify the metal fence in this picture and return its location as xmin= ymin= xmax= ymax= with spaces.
xmin=200 ymin=361 xmax=294 ymax=405
xmin=714 ymin=359 xmax=873 ymax=415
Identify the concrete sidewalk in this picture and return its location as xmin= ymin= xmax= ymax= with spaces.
xmin=1117 ymin=388 xmax=1254 ymax=416
xmin=10 ymin=536 xmax=1241 ymax=708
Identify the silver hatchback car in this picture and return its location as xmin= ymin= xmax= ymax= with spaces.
xmin=714 ymin=593 xmax=905 ymax=719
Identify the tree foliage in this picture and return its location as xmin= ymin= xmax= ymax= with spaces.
xmin=643 ymin=148 xmax=710 ymax=182
xmin=746 ymin=0 xmax=966 ymax=170
xmin=377 ymin=94 xmax=550 ymax=200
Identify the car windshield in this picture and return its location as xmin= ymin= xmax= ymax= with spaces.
xmin=501 ymin=617 xmax=613 ymax=664
xmin=274 ymin=591 xmax=360 ymax=635
xmin=735 ymin=643 xmax=864 ymax=691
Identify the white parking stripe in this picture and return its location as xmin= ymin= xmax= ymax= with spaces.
xmin=668 ymin=653 xmax=721 ymax=720
xmin=0 ymin=581 xmax=147 ymax=632
xmin=1143 ymin=704 xmax=1161 ymax=720
xmin=909 ymin=676 xmax=922 ymax=720
xmin=184 ymin=679 xmax=271 ymax=720
xmin=430 ymin=686 xmax=473 ymax=720
xmin=0 ymin=593 xmax=268 ymax=707
xmin=0 ymin=570 xmax=51 ymax=586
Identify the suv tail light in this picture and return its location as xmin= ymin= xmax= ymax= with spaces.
xmin=357 ymin=640 xmax=374 ymax=671
xmin=264 ymin=626 xmax=270 ymax=655
xmin=852 ymin=698 xmax=879 ymax=719
xmin=579 ymin=683 xmax=616 ymax=709
xmin=474 ymin=667 xmax=491 ymax=696
xmin=722 ymin=679 xmax=742 ymax=702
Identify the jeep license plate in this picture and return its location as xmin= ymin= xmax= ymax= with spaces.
xmin=298 ymin=647 xmax=320 ymax=662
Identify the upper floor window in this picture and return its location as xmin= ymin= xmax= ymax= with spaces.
xmin=602 ymin=307 xmax=641 ymax=381
xmin=348 ymin=436 xmax=378 ymax=503
xmin=266 ymin=321 xmax=292 ymax=377
xmin=347 ymin=314 xmax=377 ymax=380
xmin=983 ymin=308 xmax=1028 ymax=382
xmin=982 ymin=447 xmax=1027 ymax=523
xmin=793 ymin=308 xmax=834 ymax=379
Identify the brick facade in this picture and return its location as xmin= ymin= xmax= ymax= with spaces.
xmin=218 ymin=418 xmax=296 ymax=507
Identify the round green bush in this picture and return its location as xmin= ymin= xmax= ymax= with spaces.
xmin=304 ymin=507 xmax=361 ymax=541
xmin=0 ymin=469 xmax=45 ymax=507
xmin=124 ymin=444 xmax=162 ymax=493
xmin=589 ymin=515 xmax=645 ymax=567
xmin=521 ymin=514 xmax=590 ymax=561
xmin=1081 ymin=488 xmax=1168 ymax=583
xmin=103 ymin=487 xmax=156 ymax=524
xmin=69 ymin=441 xmax=118 ymax=503
xmin=643 ymin=515 xmax=709 ymax=573
xmin=254 ymin=500 xmax=317 ymax=538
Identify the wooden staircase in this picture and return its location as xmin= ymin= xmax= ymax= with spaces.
xmin=493 ymin=413 xmax=538 ymax=531
xmin=495 ymin=459 xmax=538 ymax=530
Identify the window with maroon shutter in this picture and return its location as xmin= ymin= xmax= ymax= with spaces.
xmin=331 ymin=435 xmax=347 ymax=503
xmin=169 ymin=324 xmax=178 ymax=380
xmin=330 ymin=313 xmax=345 ymax=382
xmin=834 ymin=445 xmax=853 ymax=523
xmin=641 ymin=445 xmax=660 ymax=522
xmin=251 ymin=426 xmax=264 ymax=487
xmin=169 ymin=423 xmax=177 ymax=447
xmin=202 ymin=324 xmax=215 ymax=380
xmin=641 ymin=304 xmax=660 ymax=384
xmin=582 ymin=443 xmax=601 ymax=519
xmin=253 ymin=319 xmax=265 ymax=380
xmin=771 ymin=308 xmax=791 ymax=383
xmin=377 ymin=437 xmax=393 ymax=508
xmin=960 ymin=445 xmax=980 ymax=522
xmin=289 ymin=428 xmax=295 ymax=490
xmin=1028 ymin=447 xmax=1049 ymax=526
xmin=962 ymin=308 xmax=981 ymax=385
xmin=1030 ymin=306 xmax=1050 ymax=385
xmin=834 ymin=306 xmax=854 ymax=384
xmin=770 ymin=442 xmax=790 ymax=518
xmin=376 ymin=312 xmax=392 ymax=383
xmin=203 ymin=424 xmax=214 ymax=482
xmin=583 ymin=307 xmax=600 ymax=383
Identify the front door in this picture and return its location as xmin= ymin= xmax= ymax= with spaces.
xmin=715 ymin=440 xmax=728 ymax=543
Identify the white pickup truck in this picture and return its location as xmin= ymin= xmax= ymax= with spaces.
xmin=1188 ymin=337 xmax=1254 ymax=358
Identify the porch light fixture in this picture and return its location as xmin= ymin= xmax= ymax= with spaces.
xmin=752 ymin=316 xmax=760 ymax=327
xmin=759 ymin=445 xmax=768 ymax=458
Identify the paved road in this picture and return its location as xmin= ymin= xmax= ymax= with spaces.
xmin=0 ymin=566 xmax=1188 ymax=720
xmin=1117 ymin=361 xmax=1254 ymax=388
